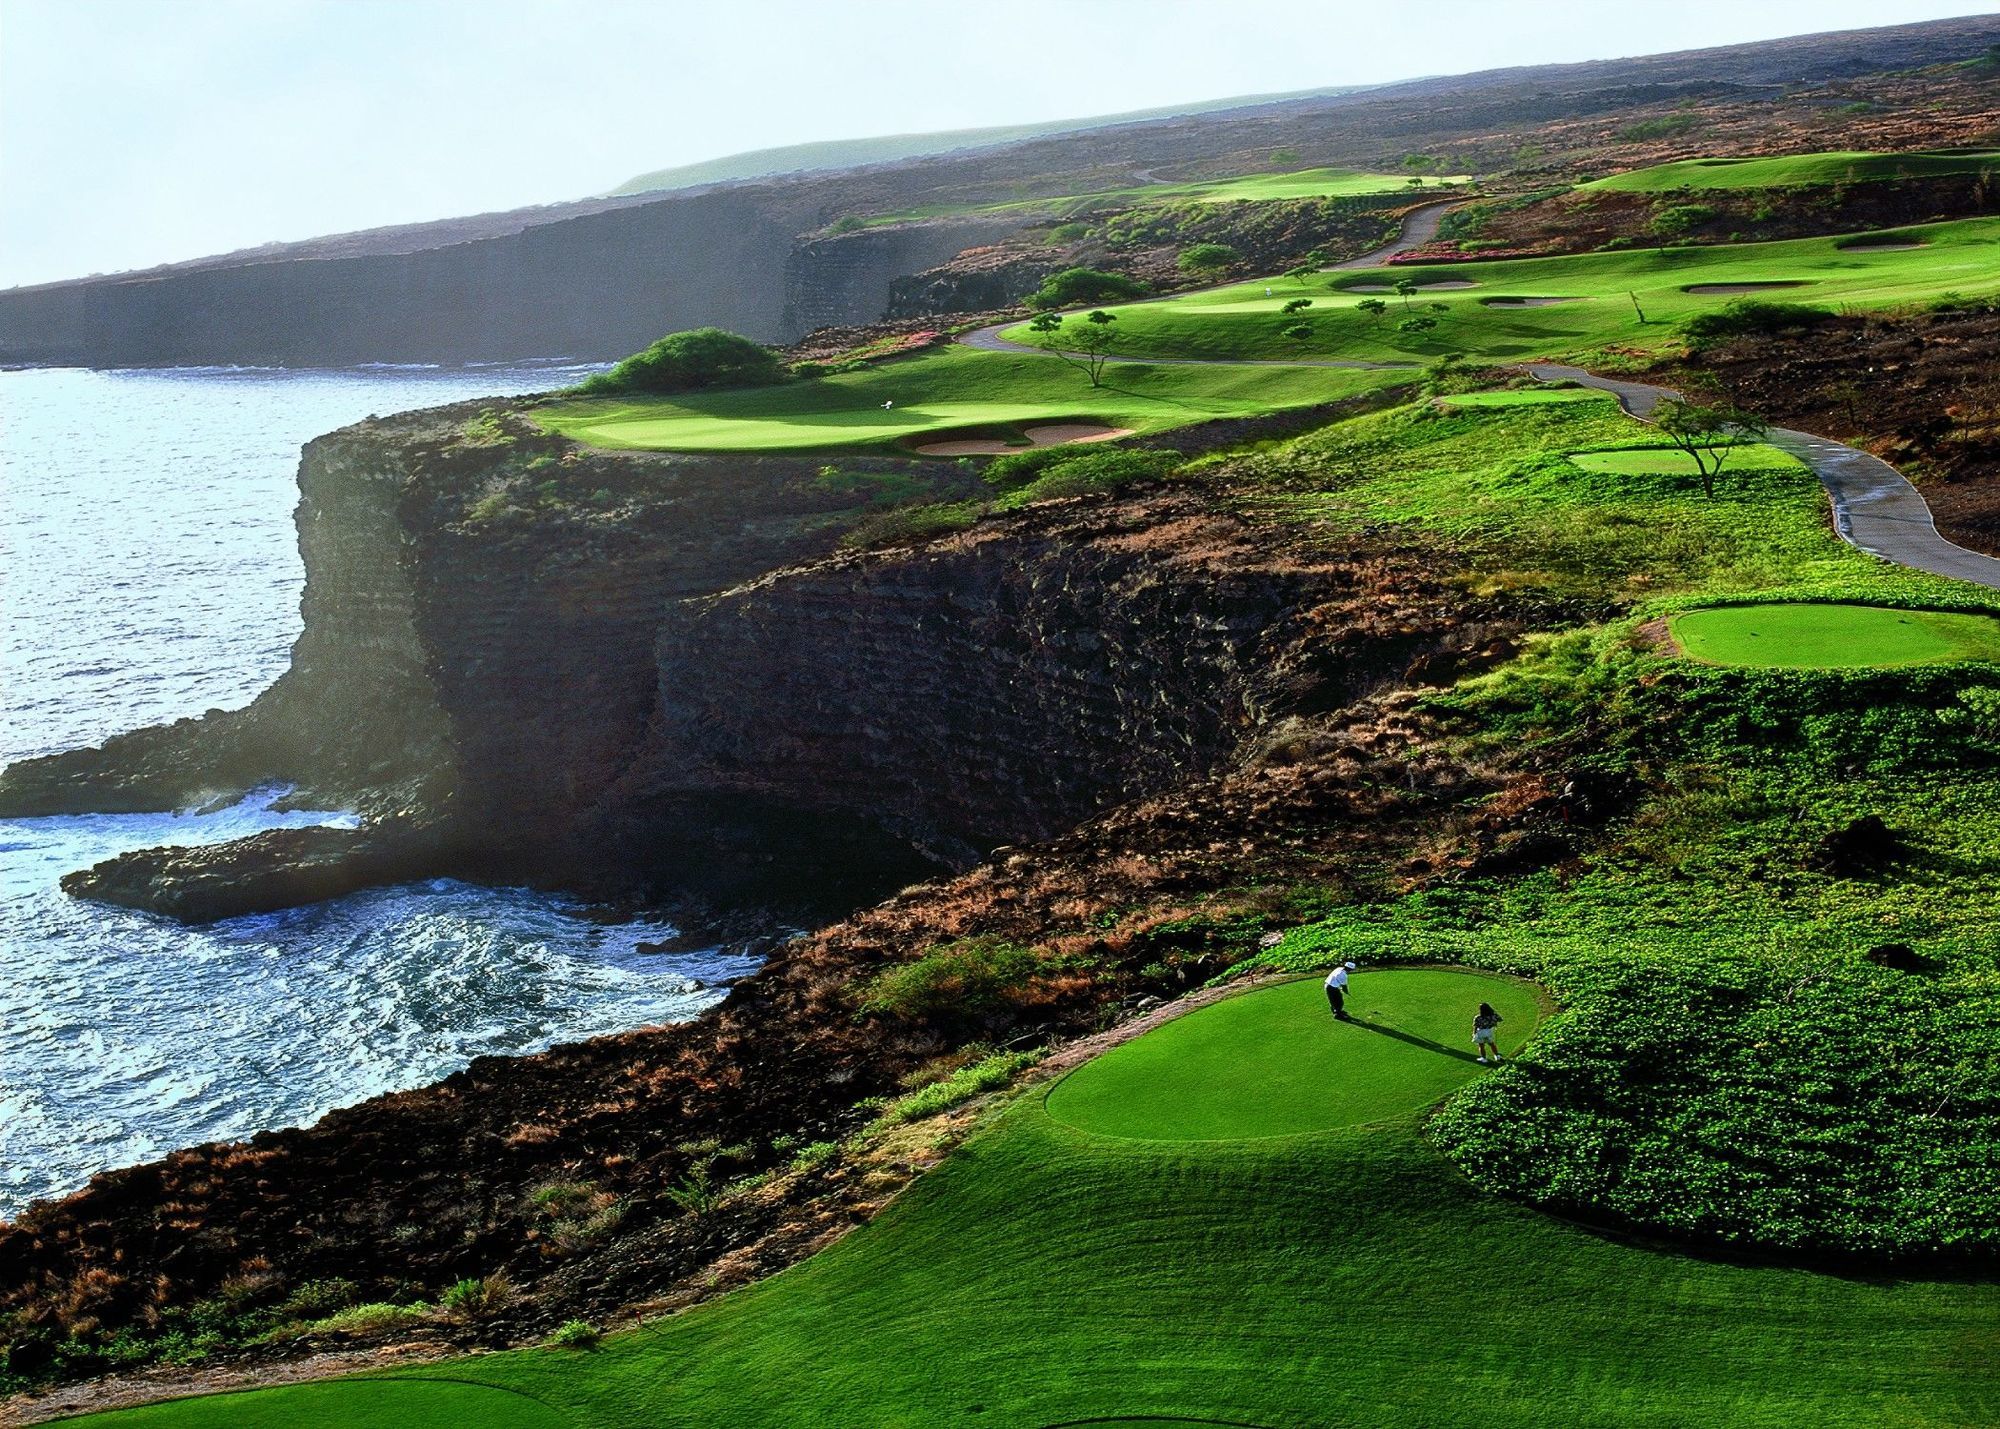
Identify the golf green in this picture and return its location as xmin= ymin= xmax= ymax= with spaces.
xmin=1671 ymin=602 xmax=2000 ymax=668
xmin=1045 ymin=970 xmax=1542 ymax=1140
xmin=1567 ymin=444 xmax=1805 ymax=477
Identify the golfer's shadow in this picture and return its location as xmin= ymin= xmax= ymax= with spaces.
xmin=1345 ymin=1016 xmax=1484 ymax=1064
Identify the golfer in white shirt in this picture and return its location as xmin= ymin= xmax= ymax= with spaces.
xmin=1324 ymin=962 xmax=1355 ymax=1020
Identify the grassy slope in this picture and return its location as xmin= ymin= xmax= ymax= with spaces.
xmin=1580 ymin=148 xmax=2000 ymax=193
xmin=75 ymin=972 xmax=1998 ymax=1428
xmin=1672 ymin=603 xmax=2000 ymax=668
xmin=531 ymin=347 xmax=1405 ymax=454
xmin=1027 ymin=216 xmax=2000 ymax=364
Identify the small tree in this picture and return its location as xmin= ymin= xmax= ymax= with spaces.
xmin=1031 ymin=310 xmax=1120 ymax=387
xmin=1393 ymin=277 xmax=1419 ymax=311
xmin=1356 ymin=298 xmax=1389 ymax=326
xmin=1397 ymin=316 xmax=1439 ymax=339
xmin=1652 ymin=397 xmax=1769 ymax=498
xmin=1282 ymin=297 xmax=1313 ymax=316
xmin=578 ymin=328 xmax=786 ymax=396
xmin=1286 ymin=264 xmax=1318 ymax=287
xmin=1648 ymin=203 xmax=1715 ymax=254
xmin=1280 ymin=322 xmax=1314 ymax=343
xmin=1177 ymin=242 xmax=1242 ymax=276
xmin=1027 ymin=267 xmax=1147 ymax=310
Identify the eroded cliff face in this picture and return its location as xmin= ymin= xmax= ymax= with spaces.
xmin=616 ymin=495 xmax=1413 ymax=869
xmin=0 ymin=390 xmax=1496 ymax=933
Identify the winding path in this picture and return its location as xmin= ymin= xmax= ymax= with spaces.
xmin=955 ymin=200 xmax=2000 ymax=591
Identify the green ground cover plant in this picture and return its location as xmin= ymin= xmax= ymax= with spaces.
xmin=1581 ymin=148 xmax=2000 ymax=193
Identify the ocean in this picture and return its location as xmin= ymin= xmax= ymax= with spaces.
xmin=0 ymin=365 xmax=758 ymax=1219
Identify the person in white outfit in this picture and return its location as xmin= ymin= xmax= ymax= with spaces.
xmin=1324 ymin=962 xmax=1355 ymax=1020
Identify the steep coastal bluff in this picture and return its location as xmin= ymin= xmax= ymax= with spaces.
xmin=0 ymin=398 xmax=1481 ymax=924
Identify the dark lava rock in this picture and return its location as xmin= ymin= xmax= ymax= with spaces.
xmin=61 ymin=824 xmax=446 ymax=923
xmin=1809 ymin=815 xmax=1903 ymax=875
xmin=1863 ymin=942 xmax=1941 ymax=974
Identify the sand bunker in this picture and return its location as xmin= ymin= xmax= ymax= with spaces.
xmin=1344 ymin=279 xmax=1478 ymax=292
xmin=1683 ymin=281 xmax=1812 ymax=295
xmin=1480 ymin=295 xmax=1587 ymax=306
xmin=914 ymin=421 xmax=1134 ymax=456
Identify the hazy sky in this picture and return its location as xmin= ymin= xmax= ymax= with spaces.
xmin=2 ymin=0 xmax=1992 ymax=288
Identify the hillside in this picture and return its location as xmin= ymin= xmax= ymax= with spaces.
xmin=607 ymin=83 xmax=1378 ymax=195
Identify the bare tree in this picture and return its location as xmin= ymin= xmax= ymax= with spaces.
xmin=1653 ymin=397 xmax=1770 ymax=498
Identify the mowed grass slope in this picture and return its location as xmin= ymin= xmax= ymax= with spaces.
xmin=532 ymin=346 xmax=1406 ymax=453
xmin=72 ymin=972 xmax=2000 ymax=1428
xmin=1022 ymin=216 xmax=2000 ymax=364
xmin=1581 ymin=148 xmax=2000 ymax=193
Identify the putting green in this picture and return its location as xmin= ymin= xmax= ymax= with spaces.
xmin=1045 ymin=969 xmax=1542 ymax=1141
xmin=75 ymin=1378 xmax=569 ymax=1428
xmin=1567 ymin=443 xmax=1805 ymax=477
xmin=1434 ymin=387 xmax=1617 ymax=409
xmin=1671 ymin=602 xmax=2000 ymax=668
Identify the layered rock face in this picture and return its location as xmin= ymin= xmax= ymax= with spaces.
xmin=620 ymin=498 xmax=1372 ymax=869
xmin=0 ymin=402 xmax=1457 ymax=925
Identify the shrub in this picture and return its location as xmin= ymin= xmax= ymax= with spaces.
xmin=527 ymin=1180 xmax=624 ymax=1254
xmin=788 ymin=1139 xmax=840 ymax=1172
xmin=1177 ymin=242 xmax=1242 ymax=275
xmin=872 ymin=1050 xmax=1043 ymax=1128
xmin=274 ymin=1301 xmax=430 ymax=1341
xmin=1046 ymin=222 xmax=1091 ymax=244
xmin=1026 ymin=267 xmax=1148 ymax=310
xmin=1682 ymin=299 xmax=1836 ymax=345
xmin=665 ymin=1163 xmax=722 ymax=1215
xmin=577 ymin=328 xmax=787 ymax=396
xmin=549 ymin=1319 xmax=602 ymax=1349
xmin=277 ymin=1279 xmax=356 ymax=1321
xmin=859 ymin=936 xmax=1043 ymax=1023
xmin=828 ymin=215 xmax=866 ymax=234
xmin=439 ymin=1273 xmax=512 ymax=1323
